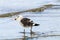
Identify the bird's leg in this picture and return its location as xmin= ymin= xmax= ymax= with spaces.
xmin=23 ymin=29 xmax=26 ymax=40
xmin=30 ymin=26 xmax=33 ymax=38
xmin=24 ymin=29 xmax=25 ymax=36
xmin=30 ymin=26 xmax=32 ymax=34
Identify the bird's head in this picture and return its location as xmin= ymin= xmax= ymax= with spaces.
xmin=14 ymin=15 xmax=23 ymax=22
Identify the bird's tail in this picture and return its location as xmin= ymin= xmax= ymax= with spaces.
xmin=33 ymin=23 xmax=40 ymax=26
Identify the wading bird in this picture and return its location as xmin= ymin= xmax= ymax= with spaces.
xmin=14 ymin=15 xmax=39 ymax=34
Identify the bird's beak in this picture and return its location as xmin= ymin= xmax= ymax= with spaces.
xmin=15 ymin=18 xmax=16 ymax=20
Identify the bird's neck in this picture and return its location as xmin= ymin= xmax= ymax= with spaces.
xmin=16 ymin=18 xmax=23 ymax=22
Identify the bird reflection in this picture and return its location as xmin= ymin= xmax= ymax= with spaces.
xmin=23 ymin=31 xmax=32 ymax=40
xmin=20 ymin=31 xmax=37 ymax=40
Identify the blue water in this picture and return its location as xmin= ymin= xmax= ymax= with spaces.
xmin=0 ymin=10 xmax=60 ymax=40
xmin=0 ymin=0 xmax=56 ymax=14
xmin=0 ymin=0 xmax=60 ymax=40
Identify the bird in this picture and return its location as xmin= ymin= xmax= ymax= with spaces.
xmin=14 ymin=15 xmax=39 ymax=34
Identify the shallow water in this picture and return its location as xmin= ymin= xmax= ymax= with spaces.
xmin=0 ymin=0 xmax=60 ymax=40
xmin=0 ymin=9 xmax=60 ymax=40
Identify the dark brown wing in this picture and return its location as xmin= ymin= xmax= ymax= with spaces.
xmin=21 ymin=18 xmax=31 ymax=26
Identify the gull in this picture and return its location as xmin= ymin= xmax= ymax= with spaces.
xmin=14 ymin=15 xmax=39 ymax=34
